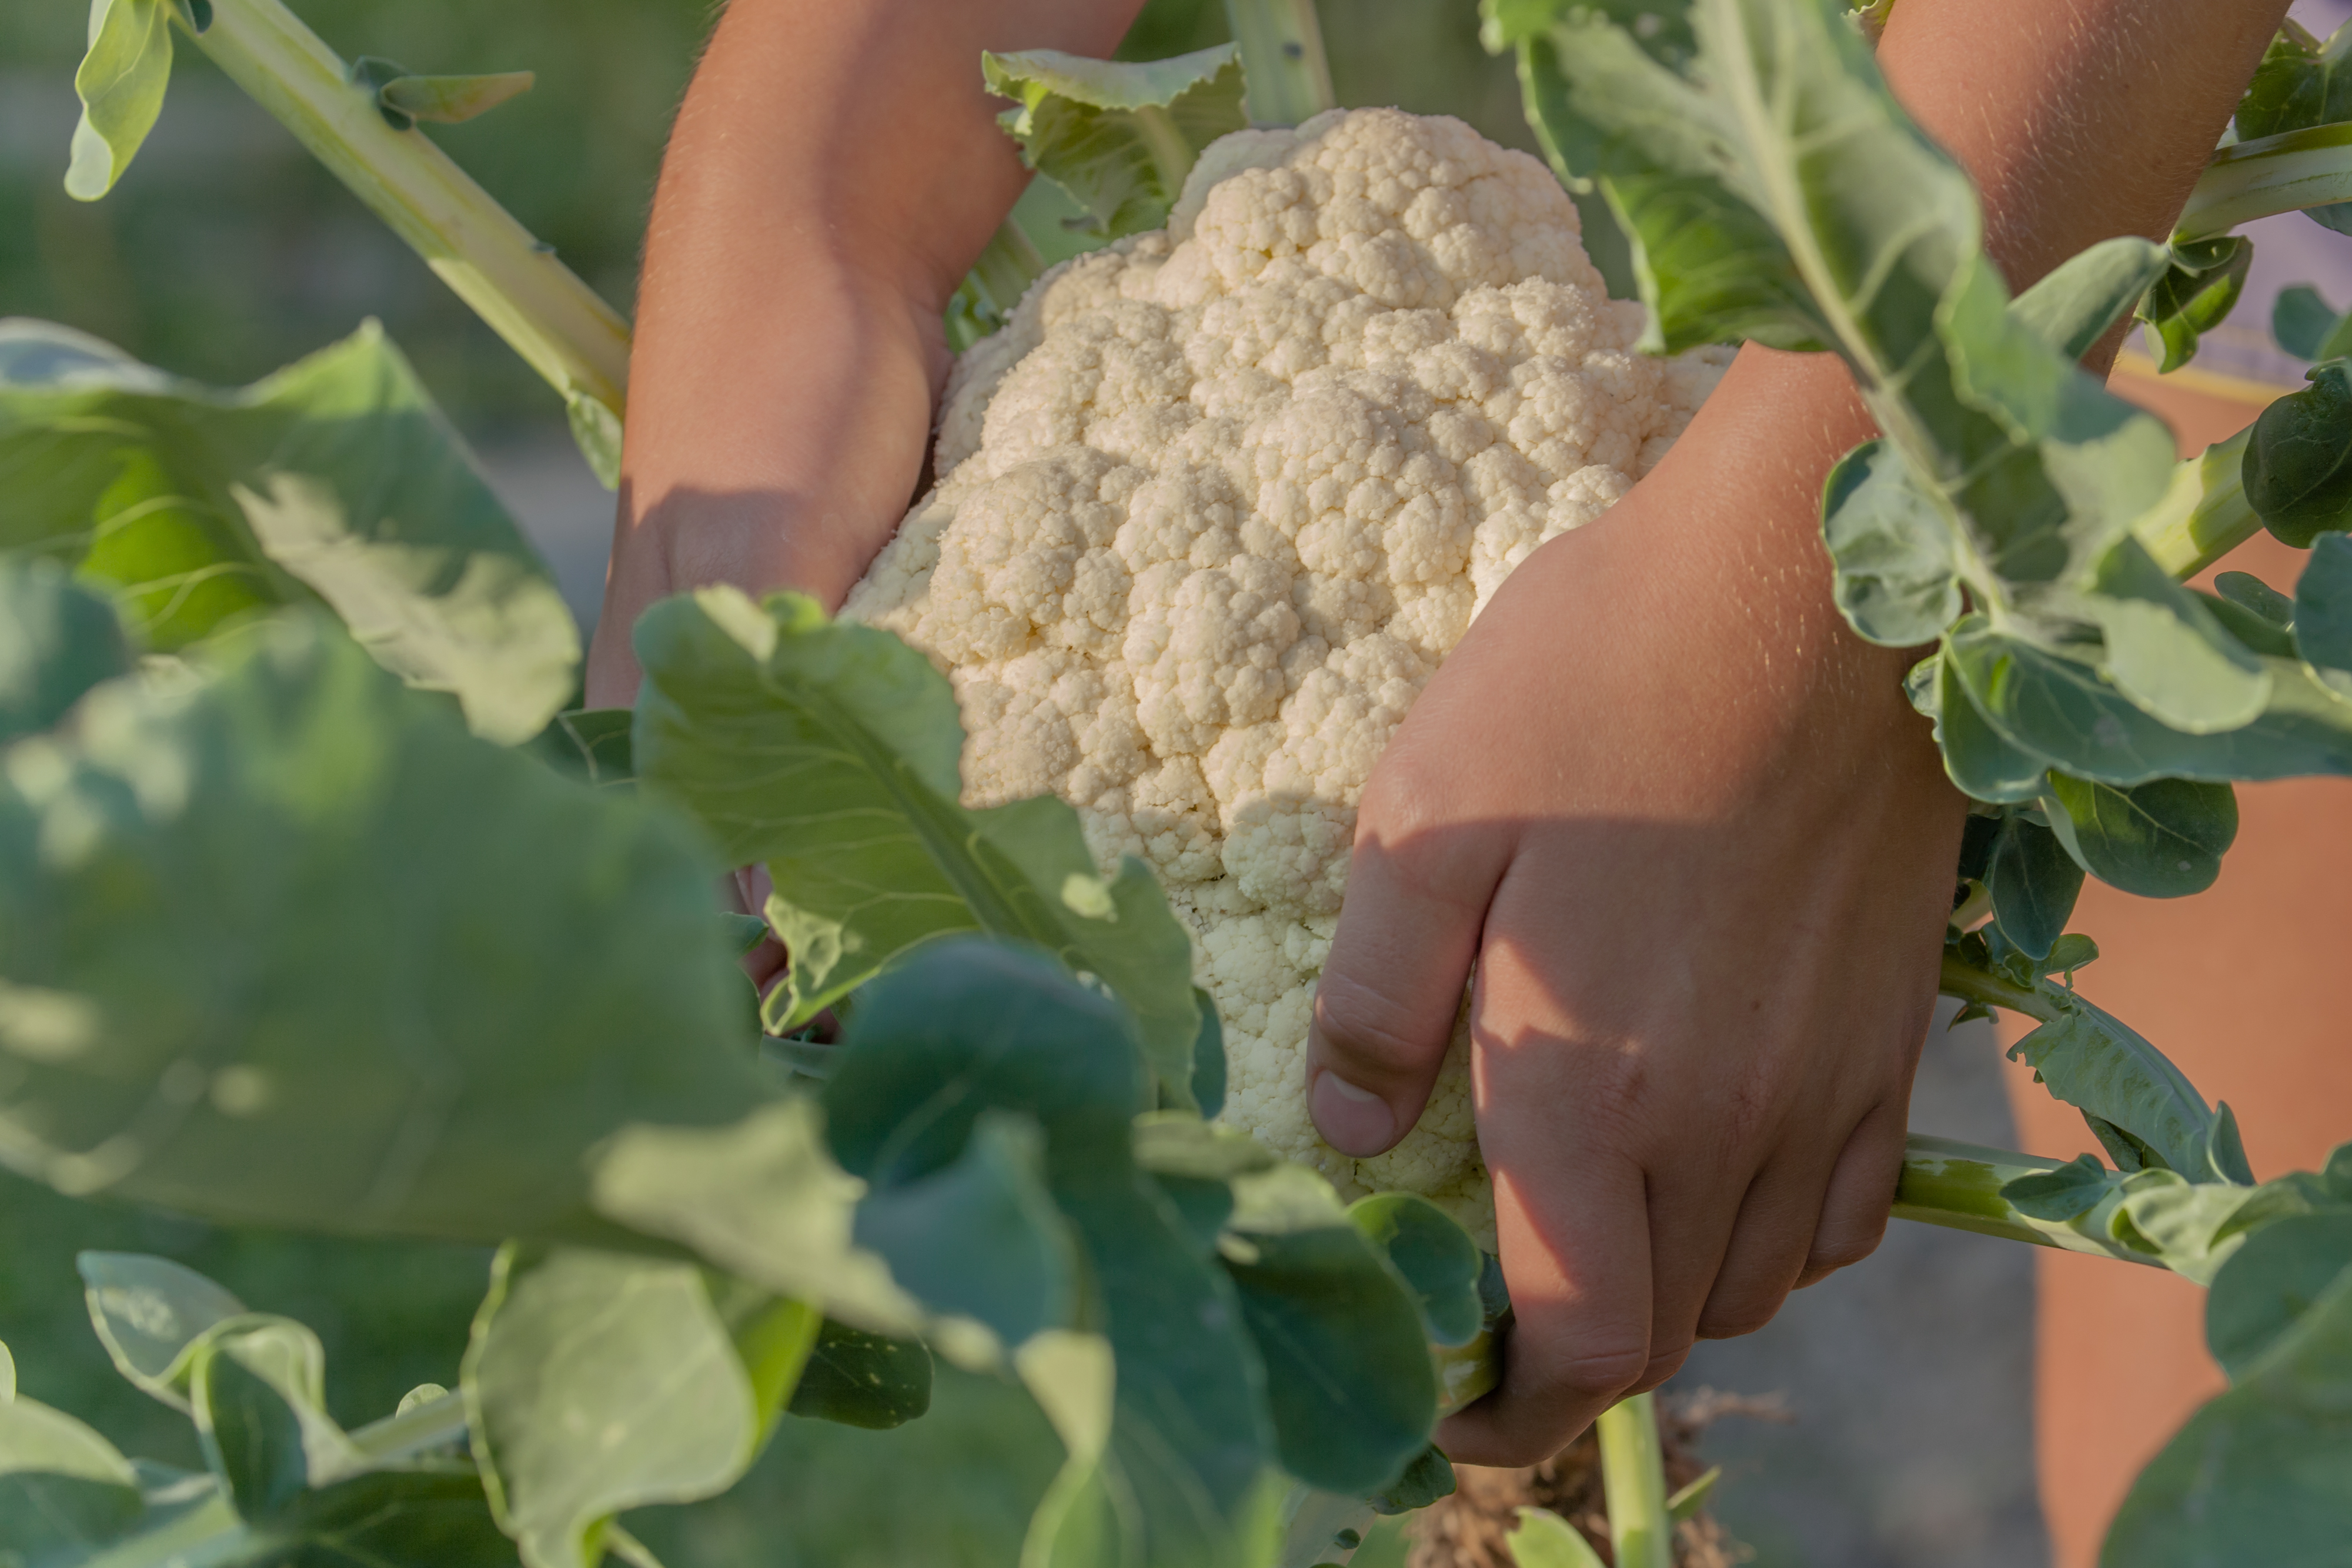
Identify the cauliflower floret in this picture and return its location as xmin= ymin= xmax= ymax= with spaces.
xmin=844 ymin=108 xmax=1732 ymax=1248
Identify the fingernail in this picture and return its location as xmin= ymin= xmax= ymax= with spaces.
xmin=1311 ymin=1070 xmax=1396 ymax=1156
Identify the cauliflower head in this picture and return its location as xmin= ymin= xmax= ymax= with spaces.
xmin=844 ymin=107 xmax=1729 ymax=1246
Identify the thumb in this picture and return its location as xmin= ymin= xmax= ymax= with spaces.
xmin=1306 ymin=829 xmax=1501 ymax=1157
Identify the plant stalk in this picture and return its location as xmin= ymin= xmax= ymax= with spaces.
xmin=2176 ymin=122 xmax=2352 ymax=240
xmin=1596 ymin=1393 xmax=1672 ymax=1568
xmin=1222 ymin=0 xmax=1336 ymax=127
xmin=2132 ymin=427 xmax=2262 ymax=581
xmin=348 ymin=1390 xmax=472 ymax=1465
xmin=1894 ymin=1134 xmax=2163 ymax=1266
xmin=186 ymin=0 xmax=632 ymax=422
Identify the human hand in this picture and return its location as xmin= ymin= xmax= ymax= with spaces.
xmin=1304 ymin=347 xmax=1968 ymax=1466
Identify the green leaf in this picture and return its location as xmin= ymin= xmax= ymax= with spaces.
xmin=2207 ymin=1211 xmax=2352 ymax=1382
xmin=588 ymin=1096 xmax=924 ymax=1342
xmin=2103 ymin=1262 xmax=2352 ymax=1566
xmin=251 ymin=1469 xmax=516 ymax=1566
xmin=2042 ymin=773 xmax=2237 ymax=898
xmin=534 ymin=707 xmax=636 ymax=788
xmin=1984 ymin=812 xmax=2082 ymax=961
xmin=66 ymin=0 xmax=178 ymax=202
xmin=821 ymin=941 xmax=1278 ymax=1565
xmin=78 ymin=1252 xmax=246 ymax=1412
xmin=2000 ymin=1153 xmax=2124 ymax=1223
xmin=983 ymin=45 xmax=1245 ymax=239
xmin=1015 ymin=1335 xmax=1286 ymax=1568
xmin=2203 ymin=575 xmax=2300 ymax=659
xmin=2008 ymin=236 xmax=2170 ymax=360
xmin=2246 ymin=361 xmax=2352 ymax=549
xmin=632 ymin=588 xmax=1204 ymax=1111
xmin=1944 ymin=617 xmax=2352 ymax=787
xmin=379 ymin=71 xmax=537 ymax=129
xmin=2271 ymin=283 xmax=2352 ymax=362
xmin=466 ymin=1245 xmax=816 ymax=1568
xmin=1190 ymin=986 xmax=1227 ymax=1118
xmin=2004 ymin=999 xmax=2221 ymax=1179
xmin=1929 ymin=655 xmax=2050 ymax=804
xmin=2236 ymin=19 xmax=2352 ymax=143
xmin=1819 ymin=440 xmax=1960 ymax=647
xmin=1348 ymin=1193 xmax=1485 ymax=1348
xmin=0 ymin=319 xmax=579 ymax=744
xmin=1667 ymin=1466 xmax=1722 ymax=1523
xmin=2080 ymin=535 xmax=2270 ymax=736
xmin=0 ymin=1354 xmax=144 ymax=1563
xmin=2295 ymin=531 xmax=2352 ymax=697
xmin=0 ymin=558 xmax=130 ymax=748
xmin=785 ymin=1320 xmax=933 ymax=1430
xmin=2135 ymin=237 xmax=2254 ymax=375
xmin=1505 ymin=1506 xmax=1608 ymax=1568
xmin=189 ymin=1320 xmax=348 ymax=1522
xmin=1365 ymin=1443 xmax=1456 ymax=1516
xmin=850 ymin=1109 xmax=1079 ymax=1352
xmin=0 ymin=614 xmax=763 ymax=1242
xmin=1514 ymin=12 xmax=1827 ymax=355
xmin=1220 ymin=1165 xmax=1439 ymax=1494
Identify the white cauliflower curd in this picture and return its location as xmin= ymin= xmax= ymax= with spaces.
xmin=844 ymin=107 xmax=1729 ymax=1246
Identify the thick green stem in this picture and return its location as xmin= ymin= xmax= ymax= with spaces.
xmin=1596 ymin=1394 xmax=1672 ymax=1568
xmin=1936 ymin=949 xmax=2064 ymax=1024
xmin=1222 ymin=0 xmax=1335 ymax=127
xmin=186 ymin=0 xmax=632 ymax=423
xmin=2177 ymin=122 xmax=2352 ymax=240
xmin=2132 ymin=428 xmax=2263 ymax=581
xmin=1895 ymin=1134 xmax=2163 ymax=1266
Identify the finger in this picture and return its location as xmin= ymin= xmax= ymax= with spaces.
xmin=1305 ymin=823 xmax=1506 ymax=1158
xmin=733 ymin=865 xmax=789 ymax=991
xmin=1634 ymin=1145 xmax=1761 ymax=1379
xmin=1438 ymin=1151 xmax=1654 ymax=1467
xmin=1795 ymin=1095 xmax=1908 ymax=1288
xmin=1689 ymin=1140 xmax=1845 ymax=1340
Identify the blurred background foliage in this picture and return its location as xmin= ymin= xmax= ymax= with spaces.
xmin=0 ymin=0 xmax=1549 ymax=430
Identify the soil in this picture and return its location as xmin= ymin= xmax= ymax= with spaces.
xmin=1405 ymin=1390 xmax=1788 ymax=1568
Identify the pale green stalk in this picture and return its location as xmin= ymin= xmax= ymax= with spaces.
xmin=2176 ymin=123 xmax=2352 ymax=240
xmin=186 ymin=0 xmax=632 ymax=424
xmin=2131 ymin=427 xmax=2262 ymax=581
xmin=1895 ymin=1134 xmax=2164 ymax=1266
xmin=347 ymin=1390 xmax=472 ymax=1465
xmin=1595 ymin=1394 xmax=1672 ymax=1568
xmin=1222 ymin=0 xmax=1335 ymax=126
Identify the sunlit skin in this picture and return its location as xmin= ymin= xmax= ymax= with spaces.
xmin=594 ymin=0 xmax=2289 ymax=1469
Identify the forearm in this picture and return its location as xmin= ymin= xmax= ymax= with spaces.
xmin=592 ymin=0 xmax=1147 ymax=701
xmin=1882 ymin=0 xmax=2287 ymax=292
xmin=1635 ymin=0 xmax=2286 ymax=693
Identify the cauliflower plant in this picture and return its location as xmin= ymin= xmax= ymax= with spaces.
xmin=845 ymin=108 xmax=1729 ymax=1246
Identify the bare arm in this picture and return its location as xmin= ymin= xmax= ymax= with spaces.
xmin=584 ymin=0 xmax=1147 ymax=706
